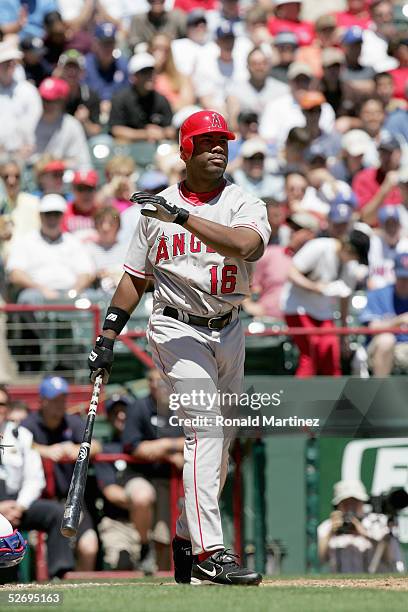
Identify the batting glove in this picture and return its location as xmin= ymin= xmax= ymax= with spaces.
xmin=130 ymin=192 xmax=189 ymax=226
xmin=88 ymin=336 xmax=114 ymax=384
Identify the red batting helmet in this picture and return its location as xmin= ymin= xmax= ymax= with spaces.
xmin=179 ymin=110 xmax=235 ymax=161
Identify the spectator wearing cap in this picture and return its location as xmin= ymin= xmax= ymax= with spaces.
xmin=353 ymin=131 xmax=402 ymax=225
xmin=297 ymin=14 xmax=339 ymax=79
xmin=33 ymin=155 xmax=66 ymax=197
xmin=84 ymin=23 xmax=128 ymax=102
xmin=97 ymin=155 xmax=137 ymax=213
xmin=283 ymin=229 xmax=370 ymax=377
xmin=148 ymin=33 xmax=195 ymax=112
xmin=340 ymin=26 xmax=376 ymax=101
xmin=122 ymin=368 xmax=184 ymax=573
xmin=34 ymin=77 xmax=92 ymax=170
xmin=259 ymin=61 xmax=335 ymax=151
xmin=232 ymin=139 xmax=284 ymax=200
xmin=326 ymin=202 xmax=353 ymax=240
xmin=207 ymin=0 xmax=244 ymax=39
xmin=267 ymin=0 xmax=315 ymax=47
xmin=330 ymin=129 xmax=372 ymax=183
xmin=84 ymin=206 xmax=127 ymax=297
xmin=318 ymin=479 xmax=394 ymax=574
xmin=368 ymin=207 xmax=408 ymax=290
xmin=388 ymin=35 xmax=408 ymax=102
xmin=56 ymin=50 xmax=102 ymax=138
xmin=270 ymin=31 xmax=299 ymax=84
xmin=193 ymin=22 xmax=247 ymax=114
xmin=94 ymin=394 xmax=144 ymax=571
xmin=22 ymin=376 xmax=100 ymax=570
xmin=0 ymin=384 xmax=75 ymax=581
xmin=226 ymin=47 xmax=289 ymax=131
xmin=360 ymin=252 xmax=408 ymax=376
xmin=129 ymin=0 xmax=186 ymax=50
xmin=360 ymin=0 xmax=398 ymax=73
xmin=243 ymin=210 xmax=318 ymax=319
xmin=300 ymin=91 xmax=342 ymax=161
xmin=320 ymin=48 xmax=345 ymax=116
xmin=20 ymin=35 xmax=52 ymax=87
xmin=0 ymin=40 xmax=42 ymax=158
xmin=334 ymin=0 xmax=372 ymax=31
xmin=109 ymin=52 xmax=174 ymax=143
xmin=171 ymin=10 xmax=214 ymax=78
xmin=7 ymin=193 xmax=95 ymax=304
xmin=62 ymin=170 xmax=99 ymax=237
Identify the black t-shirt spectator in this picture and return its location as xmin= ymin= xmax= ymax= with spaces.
xmin=109 ymin=88 xmax=173 ymax=132
xmin=22 ymin=412 xmax=85 ymax=499
xmin=122 ymin=395 xmax=182 ymax=480
xmin=65 ymin=85 xmax=101 ymax=125
xmin=95 ymin=440 xmax=129 ymax=521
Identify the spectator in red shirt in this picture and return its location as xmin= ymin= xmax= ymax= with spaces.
xmin=268 ymin=0 xmax=315 ymax=47
xmin=174 ymin=0 xmax=217 ymax=11
xmin=353 ymin=132 xmax=402 ymax=226
xmin=62 ymin=170 xmax=99 ymax=237
xmin=334 ymin=0 xmax=372 ymax=31
xmin=388 ymin=35 xmax=408 ymax=101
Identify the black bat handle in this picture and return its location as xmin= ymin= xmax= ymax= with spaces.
xmin=60 ymin=375 xmax=102 ymax=538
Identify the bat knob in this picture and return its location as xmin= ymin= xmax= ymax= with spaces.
xmin=60 ymin=526 xmax=77 ymax=538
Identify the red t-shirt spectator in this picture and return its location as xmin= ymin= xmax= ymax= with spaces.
xmin=251 ymin=245 xmax=291 ymax=318
xmin=268 ymin=17 xmax=315 ymax=46
xmin=389 ymin=67 xmax=408 ymax=101
xmin=353 ymin=168 xmax=402 ymax=210
xmin=174 ymin=0 xmax=218 ymax=11
xmin=334 ymin=9 xmax=372 ymax=30
xmin=62 ymin=202 xmax=97 ymax=234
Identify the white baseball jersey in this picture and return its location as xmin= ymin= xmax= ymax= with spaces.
xmin=124 ymin=180 xmax=271 ymax=316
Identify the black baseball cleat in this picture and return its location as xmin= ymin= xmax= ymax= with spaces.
xmin=191 ymin=549 xmax=262 ymax=586
xmin=172 ymin=537 xmax=196 ymax=583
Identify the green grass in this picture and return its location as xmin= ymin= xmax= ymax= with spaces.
xmin=3 ymin=577 xmax=407 ymax=612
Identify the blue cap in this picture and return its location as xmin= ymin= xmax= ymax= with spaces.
xmin=378 ymin=130 xmax=401 ymax=152
xmin=395 ymin=253 xmax=408 ymax=278
xmin=216 ymin=22 xmax=235 ymax=39
xmin=342 ymin=26 xmax=363 ymax=45
xmin=105 ymin=394 xmax=131 ymax=414
xmin=331 ymin=191 xmax=357 ymax=210
xmin=137 ymin=170 xmax=169 ymax=192
xmin=39 ymin=376 xmax=69 ymax=399
xmin=275 ymin=31 xmax=299 ymax=47
xmin=329 ymin=203 xmax=352 ymax=224
xmin=378 ymin=206 xmax=400 ymax=225
xmin=95 ymin=22 xmax=117 ymax=41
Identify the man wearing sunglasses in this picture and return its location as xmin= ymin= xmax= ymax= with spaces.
xmin=62 ymin=170 xmax=99 ymax=238
xmin=109 ymin=52 xmax=175 ymax=144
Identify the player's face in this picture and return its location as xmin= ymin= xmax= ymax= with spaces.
xmin=190 ymin=133 xmax=229 ymax=179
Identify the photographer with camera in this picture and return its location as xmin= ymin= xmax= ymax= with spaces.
xmin=318 ymin=479 xmax=404 ymax=573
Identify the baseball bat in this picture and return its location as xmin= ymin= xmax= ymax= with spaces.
xmin=60 ymin=375 xmax=103 ymax=538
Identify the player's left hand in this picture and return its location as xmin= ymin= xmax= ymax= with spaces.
xmin=130 ymin=192 xmax=189 ymax=224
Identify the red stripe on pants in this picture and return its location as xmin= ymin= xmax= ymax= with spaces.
xmin=285 ymin=313 xmax=342 ymax=377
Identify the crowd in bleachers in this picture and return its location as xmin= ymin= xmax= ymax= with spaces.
xmin=0 ymin=0 xmax=407 ymax=382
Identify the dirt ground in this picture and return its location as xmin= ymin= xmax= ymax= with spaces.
xmin=2 ymin=577 xmax=408 ymax=591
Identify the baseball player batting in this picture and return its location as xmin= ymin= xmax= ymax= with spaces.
xmin=88 ymin=110 xmax=270 ymax=585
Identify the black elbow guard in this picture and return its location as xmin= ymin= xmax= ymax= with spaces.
xmin=102 ymin=307 xmax=130 ymax=334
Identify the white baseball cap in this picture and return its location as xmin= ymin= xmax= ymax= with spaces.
xmin=342 ymin=130 xmax=372 ymax=157
xmin=240 ymin=139 xmax=267 ymax=158
xmin=332 ymin=480 xmax=369 ymax=505
xmin=0 ymin=40 xmax=22 ymax=64
xmin=39 ymin=194 xmax=67 ymax=214
xmin=128 ymin=52 xmax=155 ymax=75
xmin=275 ymin=0 xmax=302 ymax=5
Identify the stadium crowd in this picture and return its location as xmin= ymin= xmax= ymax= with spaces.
xmin=0 ymin=0 xmax=407 ymax=380
xmin=0 ymin=0 xmax=407 ymax=579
